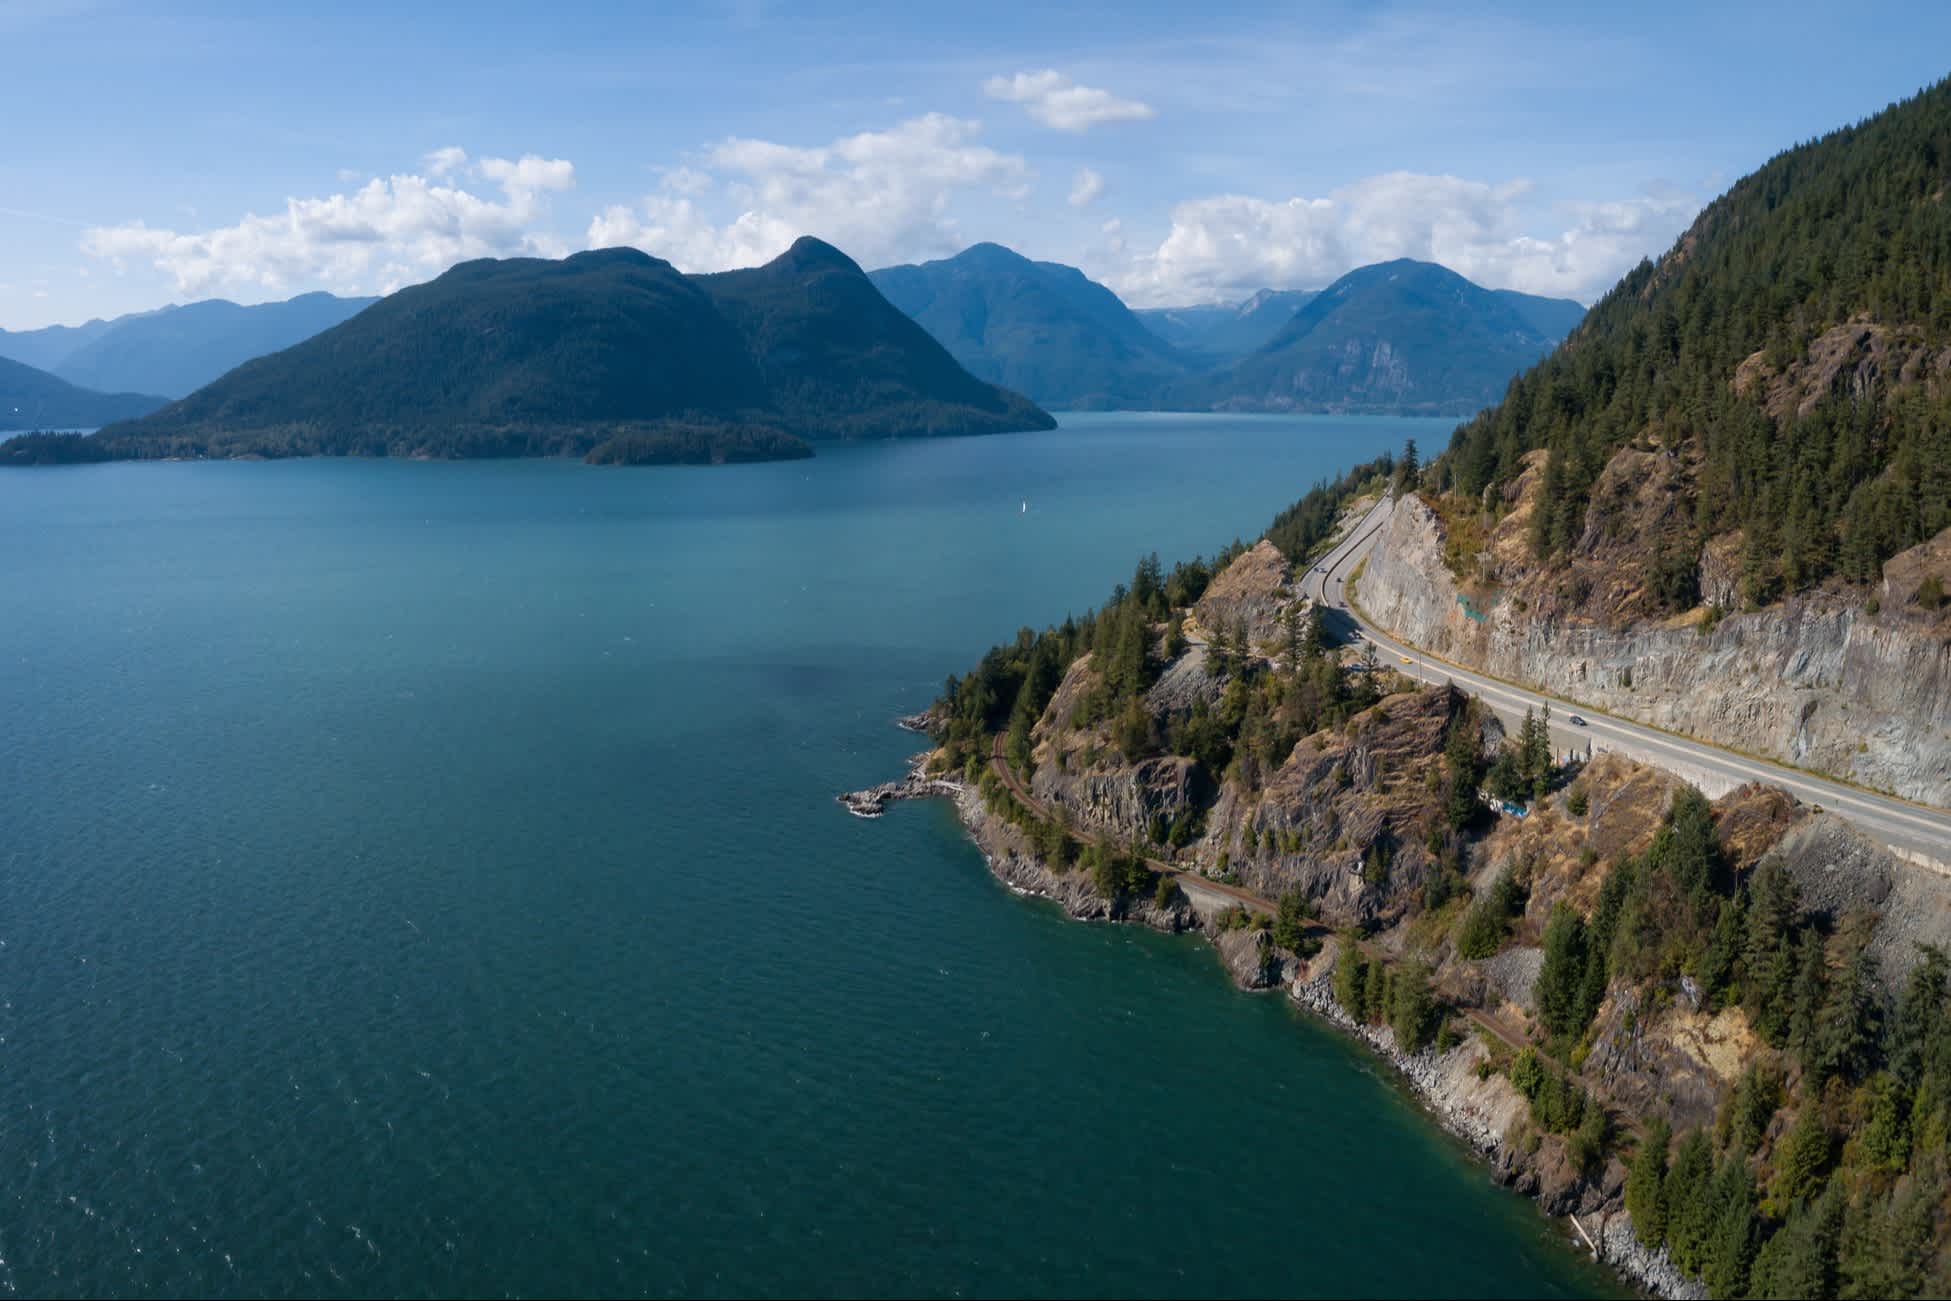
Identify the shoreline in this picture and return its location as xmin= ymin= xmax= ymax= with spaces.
xmin=843 ymin=752 xmax=1702 ymax=1300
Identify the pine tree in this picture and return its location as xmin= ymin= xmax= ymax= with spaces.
xmin=1536 ymin=902 xmax=1592 ymax=1039
xmin=1770 ymin=1104 xmax=1834 ymax=1208
xmin=1626 ymin=1116 xmax=1673 ymax=1246
xmin=1394 ymin=437 xmax=1420 ymax=496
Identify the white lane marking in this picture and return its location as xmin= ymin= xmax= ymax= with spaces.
xmin=1321 ymin=500 xmax=1951 ymax=849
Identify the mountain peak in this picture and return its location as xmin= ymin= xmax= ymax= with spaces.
xmin=772 ymin=236 xmax=863 ymax=276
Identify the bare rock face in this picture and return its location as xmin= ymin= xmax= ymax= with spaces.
xmin=1192 ymin=539 xmax=1299 ymax=652
xmin=1582 ymin=988 xmax=1755 ymax=1135
xmin=1030 ymin=752 xmax=1209 ymax=845
xmin=1207 ymin=686 xmax=1461 ymax=929
xmin=1768 ymin=813 xmax=1951 ymax=985
xmin=1215 ymin=926 xmax=1296 ymax=989
xmin=1358 ymin=476 xmax=1951 ymax=807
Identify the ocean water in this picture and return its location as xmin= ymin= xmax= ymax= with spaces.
xmin=0 ymin=413 xmax=1623 ymax=1298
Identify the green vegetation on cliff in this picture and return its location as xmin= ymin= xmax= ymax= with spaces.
xmin=1435 ymin=77 xmax=1951 ymax=604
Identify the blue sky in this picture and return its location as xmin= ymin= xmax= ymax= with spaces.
xmin=4 ymin=0 xmax=1949 ymax=329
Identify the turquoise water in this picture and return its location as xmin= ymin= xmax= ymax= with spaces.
xmin=0 ymin=413 xmax=1622 ymax=1298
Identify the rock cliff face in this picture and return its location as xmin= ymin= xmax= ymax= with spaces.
xmin=1358 ymin=484 xmax=1951 ymax=806
xmin=1189 ymin=538 xmax=1296 ymax=649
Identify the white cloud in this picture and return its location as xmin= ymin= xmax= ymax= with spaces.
xmin=588 ymin=113 xmax=1030 ymax=272
xmin=81 ymin=153 xmax=576 ymax=295
xmin=423 ymin=146 xmax=468 ymax=177
xmin=1113 ymin=171 xmax=1697 ymax=306
xmin=1068 ymin=167 xmax=1105 ymax=208
xmin=982 ymin=70 xmax=1155 ymax=132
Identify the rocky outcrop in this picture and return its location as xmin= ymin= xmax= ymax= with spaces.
xmin=1768 ymin=813 xmax=1951 ymax=985
xmin=1582 ymin=989 xmax=1757 ymax=1136
xmin=1359 ymin=488 xmax=1951 ymax=806
xmin=1192 ymin=539 xmax=1299 ymax=651
xmin=838 ymin=754 xmax=962 ymax=817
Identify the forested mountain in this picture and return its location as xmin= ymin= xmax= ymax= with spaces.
xmin=0 ymin=355 xmax=167 ymax=431
xmin=1430 ymin=76 xmax=1951 ymax=608
xmin=702 ymin=239 xmax=1054 ymax=436
xmin=1196 ymin=260 xmax=1581 ymax=416
xmin=869 ymin=245 xmax=1583 ymax=415
xmin=1135 ymin=288 xmax=1318 ymax=364
xmin=12 ymin=239 xmax=1051 ymax=466
xmin=869 ymin=243 xmax=1191 ymax=408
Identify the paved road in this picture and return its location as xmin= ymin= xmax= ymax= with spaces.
xmin=1306 ymin=498 xmax=1951 ymax=866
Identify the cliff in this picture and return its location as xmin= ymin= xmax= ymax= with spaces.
xmin=891 ymin=518 xmax=1951 ymax=1296
xmin=1358 ymin=464 xmax=1951 ymax=806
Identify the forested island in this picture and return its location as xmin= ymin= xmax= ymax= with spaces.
xmin=2 ymin=239 xmax=1052 ymax=468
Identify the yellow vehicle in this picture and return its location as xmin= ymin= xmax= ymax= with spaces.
xmin=1400 ymin=656 xmax=1413 ymax=664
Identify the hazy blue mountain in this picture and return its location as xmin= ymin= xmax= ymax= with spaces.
xmin=27 ymin=240 xmax=1050 ymax=466
xmin=1489 ymin=288 xmax=1586 ymax=344
xmin=870 ymin=243 xmax=1190 ymax=408
xmin=1196 ymin=260 xmax=1583 ymax=416
xmin=49 ymin=292 xmax=377 ymax=397
xmin=0 ymin=317 xmax=117 ymax=374
xmin=1136 ymin=288 xmax=1318 ymax=364
xmin=0 ymin=355 xmax=168 ymax=431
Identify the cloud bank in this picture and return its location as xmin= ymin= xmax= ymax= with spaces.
xmin=81 ymin=149 xmax=575 ymax=295
xmin=588 ymin=114 xmax=1030 ymax=272
xmin=1112 ymin=171 xmax=1697 ymax=306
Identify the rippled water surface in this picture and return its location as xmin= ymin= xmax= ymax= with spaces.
xmin=0 ymin=414 xmax=1623 ymax=1298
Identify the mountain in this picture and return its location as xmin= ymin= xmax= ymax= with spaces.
xmin=703 ymin=239 xmax=1056 ymax=433
xmin=1439 ymin=75 xmax=1951 ymax=606
xmin=0 ymin=317 xmax=117 ymax=373
xmin=1198 ymin=260 xmax=1582 ymax=416
xmin=1135 ymin=288 xmax=1318 ymax=363
xmin=59 ymin=293 xmax=376 ymax=397
xmin=16 ymin=239 xmax=1050 ymax=466
xmin=1356 ymin=78 xmax=1951 ymax=808
xmin=0 ymin=292 xmax=376 ymax=398
xmin=0 ymin=355 xmax=168 ymax=431
xmin=869 ymin=243 xmax=1191 ymax=408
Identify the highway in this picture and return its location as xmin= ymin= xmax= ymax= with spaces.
xmin=1307 ymin=498 xmax=1951 ymax=867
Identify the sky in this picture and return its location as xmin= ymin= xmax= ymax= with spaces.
xmin=4 ymin=0 xmax=1949 ymax=330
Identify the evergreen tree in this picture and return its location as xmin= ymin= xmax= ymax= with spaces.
xmin=1536 ymin=902 xmax=1593 ymax=1039
xmin=1626 ymin=1116 xmax=1672 ymax=1246
xmin=1771 ymin=1104 xmax=1835 ymax=1208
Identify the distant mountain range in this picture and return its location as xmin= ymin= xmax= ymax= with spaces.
xmin=0 ymin=292 xmax=375 ymax=399
xmin=870 ymin=249 xmax=1583 ymax=416
xmin=6 ymin=239 xmax=1052 ymax=466
xmin=2 ymin=236 xmax=1587 ymax=463
xmin=1196 ymin=259 xmax=1583 ymax=416
xmin=1133 ymin=289 xmax=1317 ymax=365
xmin=870 ymin=244 xmax=1188 ymax=409
xmin=0 ymin=355 xmax=168 ymax=431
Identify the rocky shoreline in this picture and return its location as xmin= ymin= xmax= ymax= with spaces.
xmin=843 ymin=751 xmax=1702 ymax=1300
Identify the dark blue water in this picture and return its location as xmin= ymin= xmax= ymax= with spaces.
xmin=0 ymin=414 xmax=1621 ymax=1298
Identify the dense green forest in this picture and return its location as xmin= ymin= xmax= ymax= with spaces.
xmin=1433 ymin=77 xmax=1951 ymax=605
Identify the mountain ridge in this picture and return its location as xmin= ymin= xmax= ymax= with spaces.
xmin=9 ymin=239 xmax=1051 ymax=466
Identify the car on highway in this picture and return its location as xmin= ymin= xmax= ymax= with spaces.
xmin=1570 ymin=715 xmax=1587 ymax=726
xmin=1400 ymin=656 xmax=1412 ymax=664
